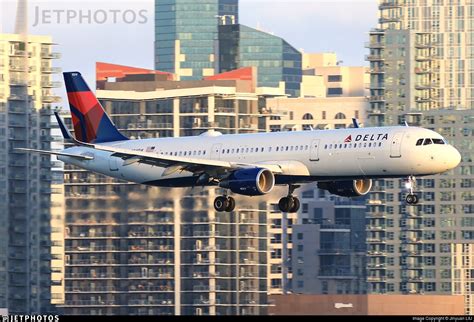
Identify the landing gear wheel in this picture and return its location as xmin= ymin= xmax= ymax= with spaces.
xmin=225 ymin=196 xmax=236 ymax=212
xmin=214 ymin=196 xmax=229 ymax=212
xmin=289 ymin=197 xmax=300 ymax=213
xmin=406 ymin=194 xmax=419 ymax=205
xmin=278 ymin=197 xmax=294 ymax=213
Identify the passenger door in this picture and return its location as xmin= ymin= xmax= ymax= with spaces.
xmin=390 ymin=132 xmax=404 ymax=158
xmin=309 ymin=139 xmax=320 ymax=161
xmin=109 ymin=156 xmax=119 ymax=171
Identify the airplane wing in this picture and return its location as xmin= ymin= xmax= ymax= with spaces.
xmin=89 ymin=143 xmax=283 ymax=176
xmin=15 ymin=148 xmax=93 ymax=160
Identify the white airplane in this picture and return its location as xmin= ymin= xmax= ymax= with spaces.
xmin=18 ymin=72 xmax=462 ymax=213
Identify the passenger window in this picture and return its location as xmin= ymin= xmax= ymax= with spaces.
xmin=416 ymin=139 xmax=424 ymax=146
xmin=276 ymin=147 xmax=279 ymax=152
xmin=368 ymin=143 xmax=372 ymax=147
xmin=424 ymin=139 xmax=433 ymax=146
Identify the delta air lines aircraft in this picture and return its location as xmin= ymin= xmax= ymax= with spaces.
xmin=18 ymin=72 xmax=462 ymax=213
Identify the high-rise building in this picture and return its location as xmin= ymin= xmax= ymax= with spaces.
xmin=291 ymin=188 xmax=367 ymax=295
xmin=154 ymin=0 xmax=303 ymax=97
xmin=219 ymin=25 xmax=302 ymax=97
xmin=60 ymin=63 xmax=285 ymax=315
xmin=0 ymin=33 xmax=61 ymax=313
xmin=366 ymin=2 xmax=474 ymax=314
xmin=366 ymin=109 xmax=474 ymax=313
xmin=367 ymin=0 xmax=474 ymax=127
xmin=155 ymin=0 xmax=238 ymax=79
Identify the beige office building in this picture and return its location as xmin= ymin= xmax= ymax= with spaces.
xmin=301 ymin=53 xmax=369 ymax=98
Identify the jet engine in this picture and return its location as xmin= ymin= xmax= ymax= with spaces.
xmin=220 ymin=168 xmax=275 ymax=196
xmin=317 ymin=179 xmax=372 ymax=197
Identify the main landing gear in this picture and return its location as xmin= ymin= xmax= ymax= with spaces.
xmin=405 ymin=176 xmax=419 ymax=205
xmin=278 ymin=184 xmax=301 ymax=213
xmin=214 ymin=195 xmax=236 ymax=212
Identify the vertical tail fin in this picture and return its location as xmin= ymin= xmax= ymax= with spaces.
xmin=63 ymin=72 xmax=128 ymax=143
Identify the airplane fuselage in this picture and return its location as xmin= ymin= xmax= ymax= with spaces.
xmin=59 ymin=126 xmax=461 ymax=188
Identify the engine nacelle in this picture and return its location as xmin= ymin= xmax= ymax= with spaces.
xmin=220 ymin=168 xmax=275 ymax=196
xmin=317 ymin=179 xmax=372 ymax=197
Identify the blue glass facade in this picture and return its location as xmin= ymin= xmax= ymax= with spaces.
xmin=155 ymin=0 xmax=238 ymax=80
xmin=219 ymin=24 xmax=302 ymax=97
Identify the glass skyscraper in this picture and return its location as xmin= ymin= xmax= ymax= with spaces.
xmin=155 ymin=0 xmax=238 ymax=80
xmin=219 ymin=24 xmax=302 ymax=97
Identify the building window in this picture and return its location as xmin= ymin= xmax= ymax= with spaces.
xmin=335 ymin=112 xmax=347 ymax=120
xmin=302 ymin=113 xmax=314 ymax=120
xmin=328 ymin=75 xmax=342 ymax=82
xmin=328 ymin=88 xmax=343 ymax=95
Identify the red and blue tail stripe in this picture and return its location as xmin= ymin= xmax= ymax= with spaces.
xmin=64 ymin=72 xmax=128 ymax=143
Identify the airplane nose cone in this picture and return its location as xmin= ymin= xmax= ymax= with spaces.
xmin=448 ymin=146 xmax=462 ymax=169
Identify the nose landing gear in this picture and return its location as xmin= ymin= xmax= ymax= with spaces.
xmin=405 ymin=176 xmax=419 ymax=205
xmin=278 ymin=184 xmax=301 ymax=213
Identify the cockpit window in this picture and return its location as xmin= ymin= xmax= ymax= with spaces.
xmin=423 ymin=138 xmax=433 ymax=145
xmin=416 ymin=139 xmax=424 ymax=146
xmin=432 ymin=138 xmax=445 ymax=145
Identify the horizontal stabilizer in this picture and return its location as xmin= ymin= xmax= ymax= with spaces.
xmin=15 ymin=148 xmax=94 ymax=160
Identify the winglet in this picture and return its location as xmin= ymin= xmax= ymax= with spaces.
xmin=352 ymin=118 xmax=360 ymax=128
xmin=54 ymin=111 xmax=94 ymax=148
xmin=54 ymin=111 xmax=74 ymax=141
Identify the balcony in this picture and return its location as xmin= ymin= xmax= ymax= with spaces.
xmin=41 ymin=52 xmax=61 ymax=59
xmin=41 ymin=81 xmax=62 ymax=88
xmin=41 ymin=66 xmax=62 ymax=74
xmin=365 ymin=41 xmax=385 ymax=49
xmin=379 ymin=17 xmax=401 ymax=24
xmin=42 ymin=95 xmax=61 ymax=103
xmin=63 ymin=300 xmax=118 ymax=306
xmin=129 ymin=299 xmax=173 ymax=306
xmin=366 ymin=54 xmax=384 ymax=61
xmin=369 ymin=83 xmax=385 ymax=90
xmin=370 ymin=67 xmax=385 ymax=74
xmin=9 ymin=94 xmax=28 ymax=101
xmin=9 ymin=65 xmax=27 ymax=72
xmin=379 ymin=1 xmax=403 ymax=9
xmin=127 ymin=123 xmax=173 ymax=130
xmin=415 ymin=55 xmax=433 ymax=62
xmin=369 ymin=95 xmax=385 ymax=102
xmin=367 ymin=237 xmax=387 ymax=243
xmin=10 ymin=50 xmax=27 ymax=57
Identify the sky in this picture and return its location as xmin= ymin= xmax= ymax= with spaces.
xmin=1 ymin=0 xmax=378 ymax=102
